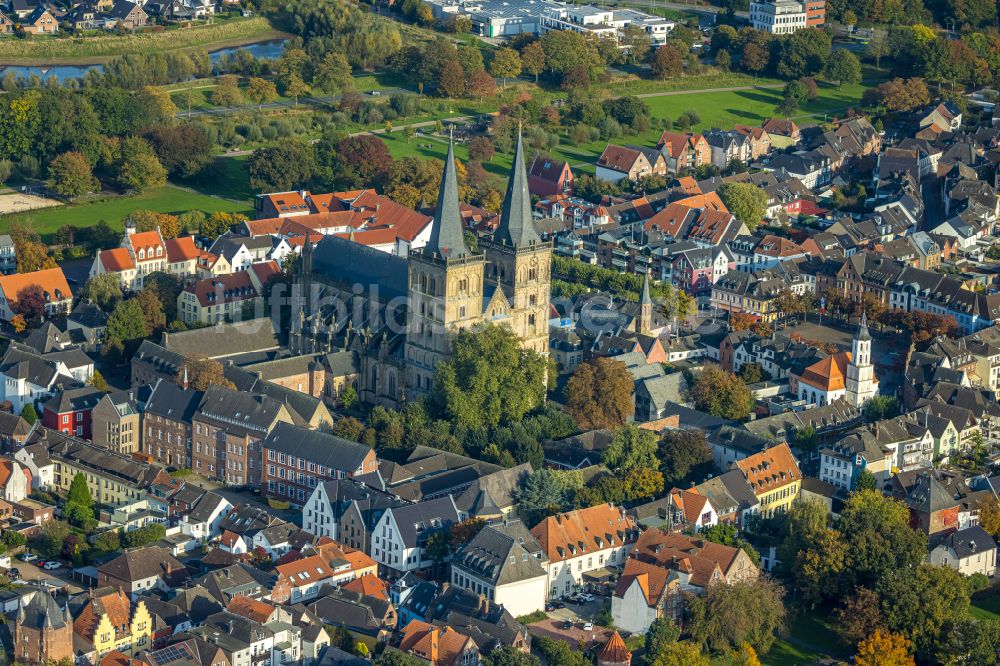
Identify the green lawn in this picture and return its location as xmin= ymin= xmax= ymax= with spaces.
xmin=0 ymin=185 xmax=250 ymax=240
xmin=177 ymin=155 xmax=255 ymax=202
xmin=970 ymin=593 xmax=1000 ymax=621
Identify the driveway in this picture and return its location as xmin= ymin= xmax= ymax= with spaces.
xmin=528 ymin=618 xmax=615 ymax=652
xmin=11 ymin=560 xmax=86 ymax=595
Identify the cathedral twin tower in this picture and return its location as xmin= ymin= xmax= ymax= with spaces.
xmin=404 ymin=132 xmax=553 ymax=396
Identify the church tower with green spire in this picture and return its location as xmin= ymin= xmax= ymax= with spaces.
xmin=405 ymin=137 xmax=487 ymax=396
xmin=481 ymin=130 xmax=553 ymax=357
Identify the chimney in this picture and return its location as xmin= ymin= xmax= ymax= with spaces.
xmin=182 ymin=365 xmax=189 ymax=391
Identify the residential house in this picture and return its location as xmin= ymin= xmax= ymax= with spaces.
xmin=397 ymin=621 xmax=478 ymax=666
xmin=73 ymin=588 xmax=153 ymax=658
xmin=141 ymin=378 xmax=203 ymax=469
xmin=761 ymin=118 xmax=800 ymax=149
xmin=596 ymin=145 xmax=657 ymax=183
xmin=703 ymin=129 xmax=752 ymax=169
xmin=732 ymin=443 xmax=801 ymax=519
xmin=657 ymin=131 xmax=711 ymax=175
xmin=733 ymin=125 xmax=773 ymax=160
xmin=178 ymin=491 xmax=232 ymax=545
xmin=97 ymin=547 xmax=189 ymax=599
xmin=929 ymin=525 xmax=997 ymax=576
xmin=891 ymin=470 xmax=960 ymax=536
xmin=177 ymin=267 xmax=273 ymax=326
xmin=0 ymin=267 xmax=73 ymax=321
xmin=191 ymin=385 xmax=294 ymax=486
xmin=0 ymin=343 xmax=77 ymax=413
xmin=370 ymin=496 xmax=461 ymax=576
xmin=91 ymin=390 xmax=140 ymax=455
xmin=527 ymin=155 xmax=573 ymax=197
xmin=20 ymin=6 xmax=57 ymax=32
xmin=531 ymin=503 xmax=638 ymax=599
xmin=920 ymin=101 xmax=962 ymax=132
xmin=302 ymin=478 xmax=406 ymax=553
xmin=41 ymin=386 xmax=104 ymax=439
xmin=0 ymin=234 xmax=16 ymax=273
xmin=612 ymin=529 xmax=758 ymax=632
xmin=105 ymin=0 xmax=147 ymax=28
xmin=261 ymin=422 xmax=379 ymax=506
xmin=450 ymin=521 xmax=548 ymax=616
xmin=271 ymin=555 xmax=337 ymax=604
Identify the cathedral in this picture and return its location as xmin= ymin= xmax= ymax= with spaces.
xmin=289 ymin=132 xmax=553 ymax=408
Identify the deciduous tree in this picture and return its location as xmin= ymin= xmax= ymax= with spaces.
xmin=717 ymin=182 xmax=767 ymax=230
xmin=687 ymin=578 xmax=786 ymax=655
xmin=659 ymin=429 xmax=713 ymax=484
xmin=430 ymin=324 xmax=547 ymax=431
xmin=246 ymin=76 xmax=278 ymax=110
xmin=827 ymin=48 xmax=862 ymax=86
xmin=47 ymin=151 xmax=97 ymax=199
xmin=564 ymin=358 xmax=634 ymax=430
xmin=603 ymin=423 xmax=659 ymax=474
xmin=651 ymin=43 xmax=684 ymax=79
xmin=438 ymin=60 xmax=466 ymax=98
xmin=83 ymin=273 xmax=123 ymax=312
xmin=878 ymin=564 xmax=968 ymax=663
xmin=177 ymin=354 xmax=236 ymax=391
xmin=332 ymin=135 xmax=393 ymax=190
xmin=839 ymin=490 xmax=927 ymax=589
xmin=248 ymin=141 xmax=316 ymax=192
xmin=689 ymin=364 xmax=754 ymax=420
xmin=520 ymin=41 xmax=546 ymax=82
xmin=834 ymin=586 xmax=884 ymax=647
xmin=490 ymin=48 xmax=522 ymax=87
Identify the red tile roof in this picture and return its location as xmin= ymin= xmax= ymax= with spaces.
xmin=531 ymin=504 xmax=636 ymax=564
xmin=165 ymin=236 xmax=200 ymax=263
xmin=99 ymin=248 xmax=135 ymax=272
xmin=597 ymin=145 xmax=643 ymax=174
xmin=734 ymin=443 xmax=802 ymax=497
xmin=0 ymin=267 xmax=72 ymax=306
xmin=183 ymin=271 xmax=258 ymax=308
xmin=128 ymin=231 xmax=165 ymax=258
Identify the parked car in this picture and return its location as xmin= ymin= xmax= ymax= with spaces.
xmin=578 ymin=593 xmax=595 ymax=603
xmin=42 ymin=561 xmax=61 ymax=571
xmin=34 ymin=560 xmax=49 ymax=568
xmin=19 ymin=553 xmax=38 ymax=563
xmin=583 ymin=622 xmax=593 ymax=631
xmin=561 ymin=620 xmax=573 ymax=630
xmin=7 ymin=568 xmax=19 ymax=580
xmin=551 ymin=601 xmax=565 ymax=609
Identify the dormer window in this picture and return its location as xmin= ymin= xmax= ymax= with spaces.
xmin=157 ymin=247 xmax=162 ymax=256
xmin=138 ymin=249 xmax=145 ymax=260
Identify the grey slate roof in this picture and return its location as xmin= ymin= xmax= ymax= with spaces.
xmin=494 ymin=131 xmax=541 ymax=248
xmin=133 ymin=339 xmax=186 ymax=376
xmin=144 ymin=378 xmax=203 ymax=423
xmin=453 ymin=521 xmax=547 ymax=586
xmin=425 ymin=139 xmax=470 ymax=260
xmin=311 ymin=233 xmax=408 ymax=300
xmin=263 ymin=422 xmax=372 ymax=473
xmin=187 ymin=491 xmax=229 ymax=523
xmin=16 ymin=590 xmax=69 ymax=629
xmin=388 ymin=496 xmax=460 ymax=547
xmin=160 ymin=319 xmax=280 ymax=359
xmin=195 ymin=384 xmax=287 ymax=435
xmin=939 ymin=525 xmax=997 ymax=559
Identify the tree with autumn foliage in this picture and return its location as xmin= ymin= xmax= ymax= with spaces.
xmin=689 ymin=365 xmax=754 ymax=420
xmin=438 ymin=60 xmax=466 ymax=98
xmin=13 ymin=285 xmax=48 ymax=324
xmin=729 ymin=312 xmax=757 ymax=332
xmin=9 ymin=220 xmax=56 ymax=273
xmin=177 ymin=355 xmax=236 ymax=391
xmin=564 ymin=358 xmax=634 ymax=430
xmin=855 ymin=630 xmax=914 ymax=666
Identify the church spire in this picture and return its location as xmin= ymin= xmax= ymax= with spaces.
xmin=495 ymin=128 xmax=540 ymax=247
xmin=426 ymin=135 xmax=469 ymax=260
xmin=637 ymin=271 xmax=652 ymax=334
xmin=856 ymin=310 xmax=871 ymax=342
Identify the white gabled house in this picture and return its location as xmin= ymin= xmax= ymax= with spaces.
xmin=180 ymin=491 xmax=232 ymax=543
xmin=530 ymin=503 xmax=639 ymax=599
xmin=371 ymin=496 xmax=461 ymax=576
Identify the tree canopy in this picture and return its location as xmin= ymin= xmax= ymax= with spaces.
xmin=564 ymin=358 xmax=634 ymax=430
xmin=430 ymin=324 xmax=547 ymax=431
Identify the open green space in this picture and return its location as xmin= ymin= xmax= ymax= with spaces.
xmin=970 ymin=593 xmax=1000 ymax=621
xmin=0 ymin=185 xmax=250 ymax=240
xmin=0 ymin=17 xmax=282 ymax=64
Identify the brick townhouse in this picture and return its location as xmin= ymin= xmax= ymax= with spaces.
xmin=142 ymin=379 xmax=204 ymax=470
xmin=262 ymin=422 xmax=378 ymax=506
xmin=192 ymin=386 xmax=294 ymax=487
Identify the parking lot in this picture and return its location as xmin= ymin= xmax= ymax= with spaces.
xmin=545 ymin=596 xmax=606 ymax=624
xmin=9 ymin=557 xmax=85 ymax=595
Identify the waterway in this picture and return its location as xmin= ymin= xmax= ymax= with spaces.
xmin=0 ymin=38 xmax=287 ymax=83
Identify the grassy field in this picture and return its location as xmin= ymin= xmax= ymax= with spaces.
xmin=0 ymin=185 xmax=250 ymax=240
xmin=0 ymin=17 xmax=282 ymax=64
xmin=970 ymin=593 xmax=1000 ymax=621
